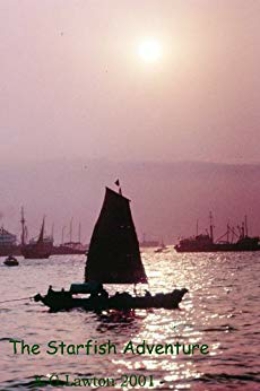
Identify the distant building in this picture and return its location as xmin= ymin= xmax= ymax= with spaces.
xmin=0 ymin=226 xmax=17 ymax=246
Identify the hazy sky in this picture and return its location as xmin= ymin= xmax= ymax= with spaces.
xmin=1 ymin=0 xmax=260 ymax=164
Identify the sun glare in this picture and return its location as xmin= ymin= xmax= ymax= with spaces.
xmin=138 ymin=39 xmax=162 ymax=63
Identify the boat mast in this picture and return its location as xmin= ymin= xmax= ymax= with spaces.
xmin=241 ymin=222 xmax=245 ymax=239
xmin=237 ymin=224 xmax=241 ymax=238
xmin=20 ymin=207 xmax=26 ymax=246
xmin=69 ymin=218 xmax=73 ymax=242
xmin=115 ymin=179 xmax=122 ymax=195
xmin=51 ymin=223 xmax=54 ymax=241
xmin=227 ymin=222 xmax=230 ymax=243
xmin=61 ymin=225 xmax=66 ymax=245
xmin=209 ymin=211 xmax=214 ymax=242
xmin=78 ymin=222 xmax=81 ymax=243
xmin=244 ymin=215 xmax=248 ymax=236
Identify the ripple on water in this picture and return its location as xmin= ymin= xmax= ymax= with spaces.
xmin=0 ymin=253 xmax=260 ymax=390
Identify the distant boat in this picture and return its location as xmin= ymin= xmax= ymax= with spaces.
xmin=175 ymin=213 xmax=260 ymax=253
xmin=154 ymin=239 xmax=167 ymax=253
xmin=34 ymin=186 xmax=188 ymax=311
xmin=52 ymin=242 xmax=87 ymax=255
xmin=140 ymin=234 xmax=160 ymax=248
xmin=4 ymin=255 xmax=19 ymax=267
xmin=21 ymin=217 xmax=53 ymax=259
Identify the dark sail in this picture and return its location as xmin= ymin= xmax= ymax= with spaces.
xmin=37 ymin=218 xmax=45 ymax=243
xmin=21 ymin=216 xmax=53 ymax=259
xmin=85 ymin=187 xmax=148 ymax=284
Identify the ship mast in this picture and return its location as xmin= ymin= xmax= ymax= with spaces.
xmin=20 ymin=207 xmax=26 ymax=246
xmin=244 ymin=215 xmax=248 ymax=236
xmin=209 ymin=211 xmax=214 ymax=242
xmin=69 ymin=218 xmax=73 ymax=242
xmin=241 ymin=221 xmax=245 ymax=239
xmin=61 ymin=225 xmax=66 ymax=245
xmin=196 ymin=219 xmax=199 ymax=236
xmin=227 ymin=222 xmax=230 ymax=243
xmin=51 ymin=223 xmax=54 ymax=243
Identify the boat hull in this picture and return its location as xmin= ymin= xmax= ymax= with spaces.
xmin=4 ymin=260 xmax=19 ymax=266
xmin=21 ymin=244 xmax=52 ymax=259
xmin=34 ymin=288 xmax=188 ymax=312
xmin=175 ymin=244 xmax=260 ymax=252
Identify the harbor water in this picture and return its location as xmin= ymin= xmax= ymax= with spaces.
xmin=0 ymin=250 xmax=259 ymax=390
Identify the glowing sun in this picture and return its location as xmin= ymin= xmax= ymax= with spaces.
xmin=138 ymin=39 xmax=162 ymax=63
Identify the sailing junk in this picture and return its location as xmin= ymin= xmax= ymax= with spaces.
xmin=85 ymin=187 xmax=147 ymax=284
xmin=21 ymin=210 xmax=53 ymax=259
xmin=34 ymin=187 xmax=188 ymax=311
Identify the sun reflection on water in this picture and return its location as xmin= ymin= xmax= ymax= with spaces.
xmin=1 ymin=251 xmax=259 ymax=389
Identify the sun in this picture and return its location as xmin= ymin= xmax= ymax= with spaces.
xmin=138 ymin=39 xmax=162 ymax=63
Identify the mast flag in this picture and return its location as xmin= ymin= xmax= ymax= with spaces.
xmin=115 ymin=179 xmax=122 ymax=195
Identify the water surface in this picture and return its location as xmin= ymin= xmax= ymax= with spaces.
xmin=0 ymin=250 xmax=259 ymax=390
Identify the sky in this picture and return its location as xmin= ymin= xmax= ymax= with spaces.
xmin=1 ymin=0 xmax=260 ymax=164
xmin=1 ymin=1 xmax=260 ymax=242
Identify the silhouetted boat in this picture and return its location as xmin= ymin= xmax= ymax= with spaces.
xmin=34 ymin=186 xmax=188 ymax=311
xmin=21 ymin=215 xmax=53 ymax=259
xmin=4 ymin=255 xmax=19 ymax=267
xmin=51 ymin=243 xmax=87 ymax=255
xmin=154 ymin=240 xmax=167 ymax=253
xmin=175 ymin=213 xmax=260 ymax=252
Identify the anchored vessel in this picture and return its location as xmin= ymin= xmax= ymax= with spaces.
xmin=34 ymin=186 xmax=188 ymax=311
xmin=52 ymin=242 xmax=87 ymax=255
xmin=4 ymin=255 xmax=19 ymax=267
xmin=175 ymin=213 xmax=260 ymax=252
xmin=21 ymin=209 xmax=53 ymax=259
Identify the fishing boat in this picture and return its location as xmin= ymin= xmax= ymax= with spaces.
xmin=21 ymin=211 xmax=53 ymax=259
xmin=34 ymin=186 xmax=188 ymax=311
xmin=4 ymin=255 xmax=19 ymax=267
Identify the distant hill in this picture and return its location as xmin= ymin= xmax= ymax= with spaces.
xmin=1 ymin=159 xmax=260 ymax=244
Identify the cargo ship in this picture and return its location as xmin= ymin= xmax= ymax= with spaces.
xmin=175 ymin=213 xmax=260 ymax=252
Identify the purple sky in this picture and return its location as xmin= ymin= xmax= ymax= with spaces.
xmin=1 ymin=0 xmax=260 ymax=164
